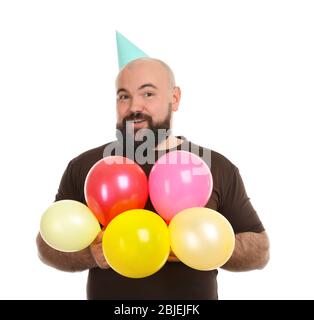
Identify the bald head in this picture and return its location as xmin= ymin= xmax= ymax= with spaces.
xmin=115 ymin=57 xmax=181 ymax=139
xmin=116 ymin=57 xmax=176 ymax=90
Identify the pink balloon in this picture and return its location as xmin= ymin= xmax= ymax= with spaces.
xmin=149 ymin=150 xmax=213 ymax=223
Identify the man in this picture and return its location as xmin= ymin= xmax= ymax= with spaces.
xmin=36 ymin=57 xmax=269 ymax=300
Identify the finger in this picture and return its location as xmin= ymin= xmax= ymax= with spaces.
xmin=93 ymin=230 xmax=105 ymax=244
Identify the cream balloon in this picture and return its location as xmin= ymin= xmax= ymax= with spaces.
xmin=169 ymin=207 xmax=235 ymax=271
xmin=40 ymin=200 xmax=101 ymax=252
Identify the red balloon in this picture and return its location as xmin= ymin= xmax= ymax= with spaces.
xmin=84 ymin=156 xmax=148 ymax=227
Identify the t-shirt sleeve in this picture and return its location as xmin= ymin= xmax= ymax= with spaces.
xmin=55 ymin=160 xmax=82 ymax=202
xmin=219 ymin=167 xmax=265 ymax=234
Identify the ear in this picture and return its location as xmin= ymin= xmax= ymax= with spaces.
xmin=171 ymin=86 xmax=181 ymax=112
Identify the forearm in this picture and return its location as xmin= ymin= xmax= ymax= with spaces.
xmin=222 ymin=231 xmax=270 ymax=272
xmin=36 ymin=233 xmax=97 ymax=272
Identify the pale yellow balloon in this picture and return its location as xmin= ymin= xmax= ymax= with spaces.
xmin=102 ymin=209 xmax=170 ymax=278
xmin=40 ymin=200 xmax=101 ymax=252
xmin=169 ymin=207 xmax=235 ymax=271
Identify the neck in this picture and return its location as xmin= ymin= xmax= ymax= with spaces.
xmin=154 ymin=135 xmax=183 ymax=151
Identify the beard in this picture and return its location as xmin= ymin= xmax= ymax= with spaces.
xmin=116 ymin=103 xmax=172 ymax=157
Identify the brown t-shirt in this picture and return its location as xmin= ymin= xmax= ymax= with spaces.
xmin=55 ymin=138 xmax=264 ymax=300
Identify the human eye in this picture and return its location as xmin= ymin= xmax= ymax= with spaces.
xmin=143 ymin=92 xmax=154 ymax=98
xmin=118 ymin=94 xmax=129 ymax=101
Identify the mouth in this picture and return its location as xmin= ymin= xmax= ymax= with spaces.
xmin=124 ymin=119 xmax=148 ymax=130
xmin=132 ymin=119 xmax=146 ymax=124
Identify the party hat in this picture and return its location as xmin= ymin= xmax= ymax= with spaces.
xmin=116 ymin=31 xmax=148 ymax=69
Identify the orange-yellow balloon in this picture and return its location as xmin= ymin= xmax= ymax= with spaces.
xmin=169 ymin=207 xmax=235 ymax=271
xmin=40 ymin=200 xmax=101 ymax=252
xmin=102 ymin=209 xmax=170 ymax=278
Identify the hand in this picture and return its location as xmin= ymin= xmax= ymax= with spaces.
xmin=89 ymin=229 xmax=110 ymax=269
xmin=168 ymin=249 xmax=180 ymax=263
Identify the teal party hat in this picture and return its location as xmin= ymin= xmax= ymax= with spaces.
xmin=116 ymin=31 xmax=148 ymax=69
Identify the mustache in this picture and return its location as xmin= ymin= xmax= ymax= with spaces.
xmin=123 ymin=112 xmax=152 ymax=123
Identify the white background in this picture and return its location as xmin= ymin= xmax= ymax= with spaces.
xmin=0 ymin=0 xmax=313 ymax=300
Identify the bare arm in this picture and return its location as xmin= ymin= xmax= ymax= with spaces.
xmin=222 ymin=231 xmax=270 ymax=271
xmin=36 ymin=230 xmax=109 ymax=272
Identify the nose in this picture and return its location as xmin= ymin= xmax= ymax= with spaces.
xmin=129 ymin=96 xmax=144 ymax=113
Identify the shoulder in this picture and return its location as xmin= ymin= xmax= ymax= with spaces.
xmin=186 ymin=140 xmax=237 ymax=172
xmin=69 ymin=141 xmax=115 ymax=175
xmin=210 ymin=149 xmax=237 ymax=172
xmin=186 ymin=141 xmax=240 ymax=191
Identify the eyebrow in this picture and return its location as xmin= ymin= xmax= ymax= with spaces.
xmin=138 ymin=83 xmax=158 ymax=90
xmin=117 ymin=83 xmax=158 ymax=95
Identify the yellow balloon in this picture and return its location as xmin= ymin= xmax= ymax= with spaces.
xmin=169 ymin=208 xmax=235 ymax=271
xmin=40 ymin=200 xmax=101 ymax=252
xmin=102 ymin=209 xmax=170 ymax=278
